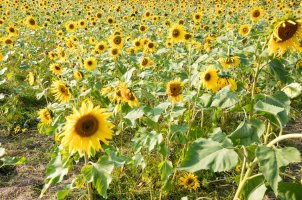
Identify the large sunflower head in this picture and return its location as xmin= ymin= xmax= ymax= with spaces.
xmin=201 ymin=67 xmax=219 ymax=92
xmin=95 ymin=41 xmax=108 ymax=54
xmin=38 ymin=108 xmax=52 ymax=125
xmin=268 ymin=19 xmax=302 ymax=55
xmin=60 ymin=101 xmax=114 ymax=157
xmin=65 ymin=21 xmax=77 ymax=33
xmin=169 ymin=24 xmax=186 ymax=43
xmin=166 ymin=79 xmax=183 ymax=103
xmin=179 ymin=173 xmax=200 ymax=191
xmin=140 ymin=57 xmax=153 ymax=68
xmin=84 ymin=57 xmax=97 ymax=70
xmin=51 ymin=80 xmax=71 ymax=103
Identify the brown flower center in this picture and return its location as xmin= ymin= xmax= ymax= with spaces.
xmin=277 ymin=20 xmax=298 ymax=42
xmin=172 ymin=29 xmax=180 ymax=37
xmin=205 ymin=73 xmax=211 ymax=81
xmin=252 ymin=10 xmax=260 ymax=18
xmin=29 ymin=19 xmax=36 ymax=25
xmin=114 ymin=36 xmax=122 ymax=45
xmin=75 ymin=114 xmax=99 ymax=137
xmin=148 ymin=42 xmax=154 ymax=48
xmin=87 ymin=61 xmax=93 ymax=66
xmin=169 ymin=83 xmax=182 ymax=97
xmin=142 ymin=58 xmax=148 ymax=66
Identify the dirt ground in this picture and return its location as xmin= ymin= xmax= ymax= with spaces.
xmin=0 ymin=115 xmax=301 ymax=200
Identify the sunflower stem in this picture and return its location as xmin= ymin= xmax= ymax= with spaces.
xmin=249 ymin=62 xmax=261 ymax=120
xmin=84 ymin=154 xmax=94 ymax=200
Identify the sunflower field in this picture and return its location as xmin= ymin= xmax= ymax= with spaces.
xmin=1 ymin=0 xmax=302 ymax=199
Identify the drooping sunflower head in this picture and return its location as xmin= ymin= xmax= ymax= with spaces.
xmin=60 ymin=101 xmax=114 ymax=157
xmin=179 ymin=173 xmax=200 ymax=191
xmin=201 ymin=66 xmax=219 ymax=92
xmin=219 ymin=56 xmax=240 ymax=69
xmin=38 ymin=108 xmax=52 ymax=125
xmin=84 ymin=57 xmax=97 ymax=70
xmin=217 ymin=77 xmax=237 ymax=91
xmin=51 ymin=80 xmax=71 ymax=103
xmin=169 ymin=24 xmax=186 ymax=43
xmin=74 ymin=70 xmax=83 ymax=81
xmin=268 ymin=19 xmax=302 ymax=55
xmin=121 ymin=88 xmax=139 ymax=108
xmin=50 ymin=63 xmax=63 ymax=75
xmin=166 ymin=79 xmax=183 ymax=103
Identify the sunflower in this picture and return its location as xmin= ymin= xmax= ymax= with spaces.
xmin=144 ymin=41 xmax=156 ymax=54
xmin=201 ymin=67 xmax=219 ymax=92
xmin=84 ymin=57 xmax=97 ymax=70
xmin=239 ymin=24 xmax=251 ymax=37
xmin=165 ymin=40 xmax=173 ymax=48
xmin=24 ymin=16 xmax=38 ymax=29
xmin=65 ymin=21 xmax=77 ymax=33
xmin=193 ymin=12 xmax=202 ymax=23
xmin=109 ymin=48 xmax=121 ymax=59
xmin=6 ymin=25 xmax=18 ymax=36
xmin=77 ymin=19 xmax=87 ymax=28
xmin=38 ymin=108 xmax=52 ymax=125
xmin=1 ymin=36 xmax=14 ymax=48
xmin=27 ymin=72 xmax=35 ymax=86
xmin=121 ymin=88 xmax=139 ymax=108
xmin=219 ymin=56 xmax=240 ymax=69
xmin=133 ymin=39 xmax=143 ymax=51
xmin=109 ymin=35 xmax=124 ymax=49
xmin=139 ymin=25 xmax=148 ymax=33
xmin=95 ymin=41 xmax=108 ymax=54
xmin=60 ymin=101 xmax=114 ymax=157
xmin=295 ymin=59 xmax=302 ymax=70
xmin=50 ymin=63 xmax=63 ymax=75
xmin=114 ymin=83 xmax=126 ymax=103
xmin=217 ymin=77 xmax=237 ymax=91
xmin=250 ymin=7 xmax=264 ymax=22
xmin=169 ymin=24 xmax=186 ymax=43
xmin=166 ymin=79 xmax=183 ymax=103
xmin=140 ymin=57 xmax=153 ymax=68
xmin=51 ymin=80 xmax=71 ymax=103
xmin=107 ymin=16 xmax=115 ymax=24
xmin=268 ymin=19 xmax=302 ymax=55
xmin=74 ymin=70 xmax=83 ymax=81
xmin=179 ymin=173 xmax=200 ymax=191
xmin=0 ymin=52 xmax=3 ymax=62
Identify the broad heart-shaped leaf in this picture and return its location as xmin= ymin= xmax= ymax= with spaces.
xmin=209 ymin=127 xmax=233 ymax=148
xmin=40 ymin=152 xmax=69 ymax=197
xmin=282 ymin=82 xmax=302 ymax=99
xmin=254 ymin=92 xmax=290 ymax=126
xmin=178 ymin=138 xmax=238 ymax=172
xmin=242 ymin=176 xmax=266 ymax=200
xmin=82 ymin=156 xmax=114 ymax=198
xmin=229 ymin=120 xmax=265 ymax=146
xmin=256 ymin=146 xmax=300 ymax=196
xmin=158 ymin=160 xmax=173 ymax=186
xmin=268 ymin=58 xmax=289 ymax=83
xmin=124 ymin=106 xmax=145 ymax=126
xmin=256 ymin=146 xmax=281 ymax=195
xmin=254 ymin=100 xmax=284 ymax=116
xmin=276 ymin=147 xmax=301 ymax=167
xmin=211 ymin=86 xmax=239 ymax=109
xmin=278 ymin=182 xmax=302 ymax=200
